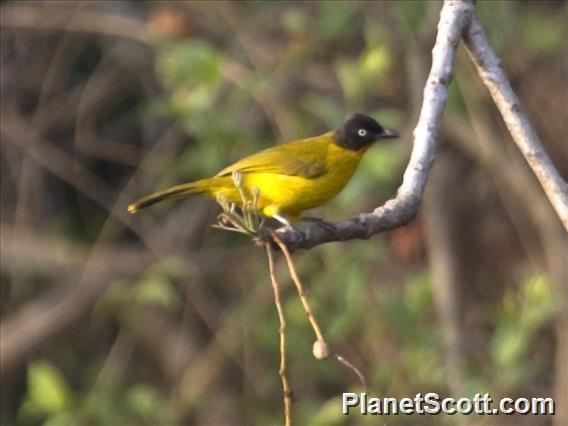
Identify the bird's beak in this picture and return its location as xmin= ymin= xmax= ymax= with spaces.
xmin=377 ymin=128 xmax=399 ymax=139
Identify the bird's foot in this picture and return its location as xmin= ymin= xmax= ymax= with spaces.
xmin=279 ymin=224 xmax=306 ymax=242
xmin=262 ymin=214 xmax=305 ymax=246
xmin=272 ymin=214 xmax=304 ymax=238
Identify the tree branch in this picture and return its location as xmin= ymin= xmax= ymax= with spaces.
xmin=275 ymin=0 xmax=474 ymax=250
xmin=462 ymin=13 xmax=568 ymax=232
xmin=276 ymin=0 xmax=567 ymax=249
xmin=0 ymin=5 xmax=152 ymax=45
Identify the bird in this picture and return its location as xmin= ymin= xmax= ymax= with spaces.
xmin=128 ymin=113 xmax=398 ymax=227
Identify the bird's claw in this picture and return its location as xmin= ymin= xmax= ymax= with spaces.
xmin=280 ymin=224 xmax=306 ymax=242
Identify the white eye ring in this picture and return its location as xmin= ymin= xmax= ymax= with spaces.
xmin=358 ymin=129 xmax=367 ymax=137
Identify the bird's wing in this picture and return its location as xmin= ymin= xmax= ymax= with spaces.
xmin=216 ymin=134 xmax=331 ymax=179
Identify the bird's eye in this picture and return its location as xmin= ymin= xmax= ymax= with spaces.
xmin=357 ymin=129 xmax=367 ymax=137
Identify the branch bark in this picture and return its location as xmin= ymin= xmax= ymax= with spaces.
xmin=462 ymin=14 xmax=568 ymax=232
xmin=276 ymin=0 xmax=474 ymax=250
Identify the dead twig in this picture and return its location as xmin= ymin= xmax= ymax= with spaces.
xmin=212 ymin=180 xmax=368 ymax=404
xmin=270 ymin=232 xmax=327 ymax=352
xmin=0 ymin=5 xmax=152 ymax=45
xmin=265 ymin=244 xmax=293 ymax=426
xmin=270 ymin=232 xmax=367 ymax=391
xmin=334 ymin=354 xmax=367 ymax=392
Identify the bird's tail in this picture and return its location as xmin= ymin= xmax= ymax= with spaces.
xmin=127 ymin=178 xmax=215 ymax=214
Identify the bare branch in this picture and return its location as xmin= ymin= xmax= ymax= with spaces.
xmin=0 ymin=5 xmax=152 ymax=45
xmin=270 ymin=233 xmax=368 ymax=391
xmin=0 ymin=224 xmax=152 ymax=277
xmin=462 ymin=13 xmax=568 ymax=232
xmin=0 ymin=225 xmax=207 ymax=374
xmin=276 ymin=0 xmax=474 ymax=250
xmin=271 ymin=233 xmax=327 ymax=349
xmin=265 ymin=244 xmax=293 ymax=426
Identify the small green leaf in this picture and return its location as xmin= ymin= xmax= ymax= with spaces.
xmin=281 ymin=7 xmax=308 ymax=36
xmin=358 ymin=45 xmax=391 ymax=83
xmin=135 ymin=274 xmax=178 ymax=309
xmin=317 ymin=2 xmax=358 ymax=40
xmin=520 ymin=275 xmax=557 ymax=329
xmin=336 ymin=59 xmax=360 ymax=105
xmin=405 ymin=272 xmax=433 ymax=317
xmin=491 ymin=325 xmax=527 ymax=368
xmin=126 ymin=384 xmax=162 ymax=416
xmin=20 ymin=361 xmax=72 ymax=418
xmin=156 ymin=41 xmax=221 ymax=89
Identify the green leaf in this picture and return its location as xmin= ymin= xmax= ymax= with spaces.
xmin=489 ymin=274 xmax=557 ymax=387
xmin=520 ymin=275 xmax=557 ymax=329
xmin=336 ymin=44 xmax=392 ymax=107
xmin=135 ymin=274 xmax=178 ymax=309
xmin=156 ymin=40 xmax=223 ymax=118
xmin=281 ymin=7 xmax=308 ymax=36
xmin=156 ymin=41 xmax=221 ymax=89
xmin=358 ymin=45 xmax=391 ymax=83
xmin=336 ymin=58 xmax=361 ymax=106
xmin=491 ymin=324 xmax=527 ymax=368
xmin=316 ymin=2 xmax=358 ymax=40
xmin=19 ymin=361 xmax=72 ymax=418
xmin=405 ymin=271 xmax=432 ymax=317
xmin=360 ymin=143 xmax=401 ymax=182
xmin=126 ymin=385 xmax=162 ymax=417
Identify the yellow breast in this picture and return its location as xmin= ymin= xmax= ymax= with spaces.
xmin=243 ymin=143 xmax=364 ymax=218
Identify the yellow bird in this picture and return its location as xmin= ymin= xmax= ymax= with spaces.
xmin=128 ymin=113 xmax=398 ymax=227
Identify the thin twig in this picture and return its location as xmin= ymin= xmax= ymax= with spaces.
xmin=215 ymin=189 xmax=368 ymax=398
xmin=270 ymin=233 xmax=326 ymax=347
xmin=271 ymin=233 xmax=369 ymax=392
xmin=334 ymin=353 xmax=367 ymax=392
xmin=265 ymin=244 xmax=293 ymax=426
xmin=0 ymin=5 xmax=152 ymax=45
xmin=0 ymin=117 xmax=201 ymax=374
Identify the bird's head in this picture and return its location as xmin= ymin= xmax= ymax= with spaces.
xmin=334 ymin=113 xmax=399 ymax=151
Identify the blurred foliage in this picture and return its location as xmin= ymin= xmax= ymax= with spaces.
xmin=1 ymin=1 xmax=565 ymax=426
xmin=20 ymin=365 xmax=175 ymax=426
xmin=19 ymin=361 xmax=73 ymax=421
xmin=490 ymin=275 xmax=558 ymax=389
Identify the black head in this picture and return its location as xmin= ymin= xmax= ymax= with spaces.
xmin=334 ymin=113 xmax=399 ymax=151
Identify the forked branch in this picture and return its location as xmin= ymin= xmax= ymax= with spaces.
xmin=276 ymin=0 xmax=567 ymax=250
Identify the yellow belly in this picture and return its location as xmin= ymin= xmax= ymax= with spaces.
xmin=245 ymin=171 xmax=350 ymax=217
xmin=211 ymin=144 xmax=364 ymax=220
